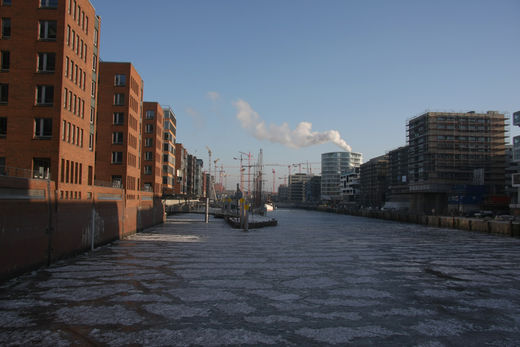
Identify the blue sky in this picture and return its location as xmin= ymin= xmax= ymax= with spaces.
xmin=91 ymin=0 xmax=520 ymax=189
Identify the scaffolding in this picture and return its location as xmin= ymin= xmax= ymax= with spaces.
xmin=406 ymin=111 xmax=508 ymax=213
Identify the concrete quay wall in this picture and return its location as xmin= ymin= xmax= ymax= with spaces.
xmin=301 ymin=205 xmax=520 ymax=238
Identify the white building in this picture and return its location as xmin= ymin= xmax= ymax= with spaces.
xmin=340 ymin=167 xmax=360 ymax=201
xmin=321 ymin=151 xmax=362 ymax=201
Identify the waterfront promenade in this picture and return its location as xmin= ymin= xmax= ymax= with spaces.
xmin=1 ymin=209 xmax=520 ymax=345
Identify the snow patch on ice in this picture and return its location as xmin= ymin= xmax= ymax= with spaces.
xmin=296 ymin=326 xmax=395 ymax=344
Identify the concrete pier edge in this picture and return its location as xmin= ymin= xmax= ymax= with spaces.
xmin=289 ymin=205 xmax=520 ymax=238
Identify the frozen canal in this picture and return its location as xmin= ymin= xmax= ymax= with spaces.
xmin=1 ymin=209 xmax=520 ymax=346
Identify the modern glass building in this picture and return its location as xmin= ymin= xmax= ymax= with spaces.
xmin=321 ymin=151 xmax=362 ymax=200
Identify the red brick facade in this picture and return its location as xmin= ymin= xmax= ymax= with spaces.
xmin=0 ymin=0 xmax=100 ymax=200
xmin=142 ymin=102 xmax=164 ymax=196
xmin=96 ymin=62 xmax=143 ymax=201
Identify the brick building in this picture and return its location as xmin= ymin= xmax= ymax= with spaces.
xmin=141 ymin=102 xmax=163 ymax=196
xmin=174 ymin=143 xmax=187 ymax=196
xmin=162 ymin=106 xmax=176 ymax=196
xmin=95 ymin=62 xmax=143 ymax=200
xmin=0 ymin=0 xmax=100 ymax=200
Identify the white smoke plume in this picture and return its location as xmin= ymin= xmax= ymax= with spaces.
xmin=233 ymin=99 xmax=352 ymax=152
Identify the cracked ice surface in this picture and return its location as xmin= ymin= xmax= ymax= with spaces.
xmin=1 ymin=209 xmax=520 ymax=345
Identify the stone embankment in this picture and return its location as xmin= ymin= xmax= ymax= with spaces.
xmin=292 ymin=205 xmax=520 ymax=237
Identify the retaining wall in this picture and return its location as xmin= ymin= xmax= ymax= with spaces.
xmin=304 ymin=204 xmax=519 ymax=238
xmin=0 ymin=177 xmax=165 ymax=281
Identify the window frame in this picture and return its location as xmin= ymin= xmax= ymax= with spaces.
xmin=113 ymin=93 xmax=124 ymax=106
xmin=111 ymin=152 xmax=123 ymax=164
xmin=38 ymin=20 xmax=57 ymax=41
xmin=0 ymin=50 xmax=9 ymax=71
xmin=114 ymin=74 xmax=126 ymax=86
xmin=0 ymin=83 xmax=8 ymax=103
xmin=0 ymin=117 xmax=6 ymax=137
xmin=34 ymin=118 xmax=52 ymax=138
xmin=37 ymin=52 xmax=56 ymax=72
xmin=113 ymin=112 xmax=124 ymax=125
xmin=40 ymin=0 xmax=58 ymax=9
xmin=112 ymin=131 xmax=124 ymax=144
xmin=36 ymin=85 xmax=54 ymax=105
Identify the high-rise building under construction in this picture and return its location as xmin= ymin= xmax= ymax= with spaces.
xmin=407 ymin=111 xmax=507 ymax=214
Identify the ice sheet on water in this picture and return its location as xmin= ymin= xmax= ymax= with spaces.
xmin=307 ymin=298 xmax=378 ymax=307
xmin=303 ymin=311 xmax=362 ymax=321
xmin=370 ymin=307 xmax=436 ymax=317
xmin=296 ymin=326 xmax=395 ymax=344
xmin=128 ymin=233 xmax=202 ymax=243
xmin=282 ymin=277 xmax=338 ymax=289
xmin=0 ymin=329 xmax=70 ymax=347
xmin=175 ymin=269 xmax=246 ymax=279
xmin=143 ymin=303 xmax=210 ymax=319
xmin=250 ymin=290 xmax=300 ymax=301
xmin=168 ymin=288 xmax=240 ymax=302
xmin=0 ymin=299 xmax=51 ymax=309
xmin=36 ymin=279 xmax=100 ymax=288
xmin=56 ymin=305 xmax=143 ymax=326
xmin=245 ymin=315 xmax=301 ymax=324
xmin=329 ymin=288 xmax=392 ymax=299
xmin=40 ymin=283 xmax=137 ymax=301
xmin=463 ymin=298 xmax=516 ymax=310
xmin=191 ymin=279 xmax=272 ymax=289
xmin=109 ymin=293 xmax=172 ymax=303
xmin=89 ymin=327 xmax=283 ymax=346
xmin=214 ymin=302 xmax=256 ymax=314
xmin=411 ymin=319 xmax=468 ymax=337
xmin=0 ymin=310 xmax=36 ymax=328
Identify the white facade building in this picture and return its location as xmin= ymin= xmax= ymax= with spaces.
xmin=321 ymin=151 xmax=362 ymax=201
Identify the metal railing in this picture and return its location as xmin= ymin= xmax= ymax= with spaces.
xmin=0 ymin=165 xmax=51 ymax=180
xmin=94 ymin=179 xmax=123 ymax=189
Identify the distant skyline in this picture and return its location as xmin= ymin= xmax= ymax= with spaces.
xmin=91 ymin=0 xmax=520 ymax=189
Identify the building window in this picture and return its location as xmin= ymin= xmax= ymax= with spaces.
xmin=145 ymin=124 xmax=153 ymax=133
xmin=37 ymin=52 xmax=55 ymax=72
xmin=145 ymin=152 xmax=153 ymax=161
xmin=90 ymin=106 xmax=95 ymax=124
xmin=146 ymin=110 xmax=155 ymax=119
xmin=144 ymin=166 xmax=152 ymax=175
xmin=92 ymin=53 xmax=97 ymax=72
xmin=113 ymin=112 xmax=124 ymax=125
xmin=144 ymin=138 xmax=153 ymax=147
xmin=0 ymin=157 xmax=5 ymax=175
xmin=88 ymin=133 xmax=93 ymax=150
xmin=33 ymin=158 xmax=51 ymax=179
xmin=39 ymin=21 xmax=57 ymax=41
xmin=111 ymin=175 xmax=122 ymax=188
xmin=0 ymin=83 xmax=8 ymax=103
xmin=2 ymin=0 xmax=12 ymax=6
xmin=113 ymin=93 xmax=124 ymax=105
xmin=91 ymin=80 xmax=96 ymax=98
xmin=40 ymin=0 xmax=58 ymax=8
xmin=112 ymin=132 xmax=123 ymax=144
xmin=0 ymin=117 xmax=6 ymax=137
xmin=93 ymin=28 xmax=98 ymax=46
xmin=35 ymin=118 xmax=52 ymax=138
xmin=1 ymin=18 xmax=11 ymax=39
xmin=0 ymin=51 xmax=9 ymax=71
xmin=114 ymin=74 xmax=126 ymax=86
xmin=111 ymin=152 xmax=123 ymax=164
xmin=36 ymin=85 xmax=54 ymax=105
